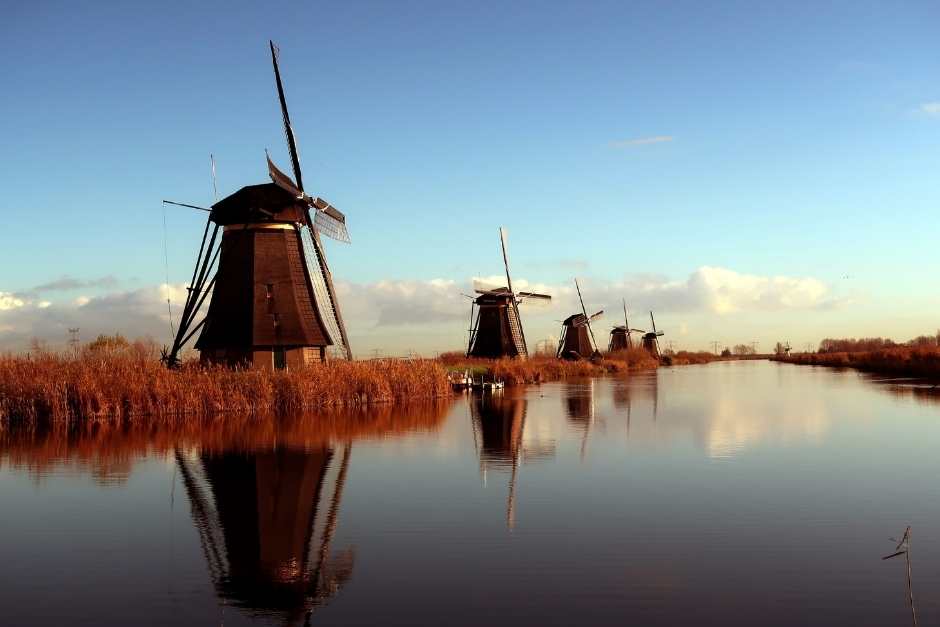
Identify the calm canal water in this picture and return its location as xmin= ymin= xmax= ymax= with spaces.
xmin=3 ymin=361 xmax=940 ymax=626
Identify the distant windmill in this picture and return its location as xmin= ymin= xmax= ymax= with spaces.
xmin=608 ymin=299 xmax=635 ymax=352
xmin=163 ymin=41 xmax=352 ymax=369
xmin=467 ymin=228 xmax=551 ymax=359
xmin=634 ymin=311 xmax=665 ymax=360
xmin=556 ymin=279 xmax=602 ymax=360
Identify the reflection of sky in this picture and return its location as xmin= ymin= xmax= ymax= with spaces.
xmin=5 ymin=362 xmax=940 ymax=626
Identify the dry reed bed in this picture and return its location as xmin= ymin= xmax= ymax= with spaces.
xmin=0 ymin=352 xmax=451 ymax=423
xmin=667 ymin=350 xmax=722 ymax=366
xmin=439 ymin=348 xmax=660 ymax=385
xmin=776 ymin=346 xmax=940 ymax=379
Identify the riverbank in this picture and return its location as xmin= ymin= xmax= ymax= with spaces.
xmin=0 ymin=346 xmax=726 ymax=424
xmin=0 ymin=351 xmax=451 ymax=423
xmin=438 ymin=348 xmax=662 ymax=385
xmin=774 ymin=346 xmax=940 ymax=379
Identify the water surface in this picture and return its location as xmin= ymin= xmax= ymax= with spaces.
xmin=2 ymin=361 xmax=939 ymax=626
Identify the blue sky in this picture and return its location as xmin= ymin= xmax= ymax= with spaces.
xmin=2 ymin=1 xmax=939 ymax=354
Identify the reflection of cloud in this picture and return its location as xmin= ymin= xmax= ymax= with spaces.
xmin=703 ymin=395 xmax=829 ymax=460
xmin=606 ymin=368 xmax=831 ymax=459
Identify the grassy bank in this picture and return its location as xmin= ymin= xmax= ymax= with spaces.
xmin=775 ymin=346 xmax=940 ymax=379
xmin=0 ymin=351 xmax=451 ymax=423
xmin=438 ymin=348 xmax=660 ymax=385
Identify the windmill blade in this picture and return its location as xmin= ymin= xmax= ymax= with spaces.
xmin=499 ymin=227 xmax=514 ymax=296
xmin=270 ymin=40 xmax=305 ymax=193
xmin=311 ymin=197 xmax=345 ymax=223
xmin=300 ymin=219 xmax=352 ymax=359
xmin=589 ymin=310 xmax=604 ymax=322
xmin=574 ymin=279 xmax=591 ymax=321
xmin=313 ymin=205 xmax=351 ymax=243
xmin=622 ymin=299 xmax=629 ymax=330
xmin=575 ymin=278 xmax=598 ymax=352
xmin=517 ymin=291 xmax=551 ymax=301
xmin=267 ymin=154 xmax=302 ymax=197
xmin=473 ymin=278 xmax=505 ymax=294
xmin=650 ymin=311 xmax=657 ymax=334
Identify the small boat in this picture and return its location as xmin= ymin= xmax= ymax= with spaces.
xmin=471 ymin=375 xmax=505 ymax=391
xmin=448 ymin=369 xmax=472 ymax=390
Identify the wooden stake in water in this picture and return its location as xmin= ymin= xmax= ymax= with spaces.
xmin=882 ymin=526 xmax=917 ymax=627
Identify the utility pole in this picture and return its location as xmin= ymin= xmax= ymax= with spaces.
xmin=68 ymin=328 xmax=80 ymax=352
xmin=711 ymin=340 xmax=720 ymax=355
xmin=751 ymin=341 xmax=759 ymax=354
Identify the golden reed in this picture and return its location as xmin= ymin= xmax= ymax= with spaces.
xmin=439 ymin=347 xmax=660 ymax=385
xmin=0 ymin=351 xmax=451 ymax=422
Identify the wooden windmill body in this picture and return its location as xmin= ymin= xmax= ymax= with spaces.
xmin=466 ymin=228 xmax=550 ymax=359
xmin=607 ymin=299 xmax=635 ymax=352
xmin=638 ymin=311 xmax=665 ymax=360
xmin=165 ymin=41 xmax=352 ymax=369
xmin=556 ymin=279 xmax=602 ymax=360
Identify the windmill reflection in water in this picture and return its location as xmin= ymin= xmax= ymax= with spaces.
xmin=176 ymin=443 xmax=353 ymax=626
xmin=469 ymin=393 xmax=555 ymax=529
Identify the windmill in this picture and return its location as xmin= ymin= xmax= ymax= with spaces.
xmin=635 ymin=311 xmax=665 ymax=359
xmin=556 ymin=279 xmax=602 ymax=360
xmin=163 ymin=40 xmax=352 ymax=369
xmin=607 ymin=299 xmax=635 ymax=352
xmin=466 ymin=228 xmax=551 ymax=359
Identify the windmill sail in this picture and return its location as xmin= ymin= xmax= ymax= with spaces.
xmin=269 ymin=40 xmax=353 ymax=360
xmin=300 ymin=226 xmax=350 ymax=359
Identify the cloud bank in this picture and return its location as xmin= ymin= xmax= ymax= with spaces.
xmin=0 ymin=266 xmax=844 ymax=354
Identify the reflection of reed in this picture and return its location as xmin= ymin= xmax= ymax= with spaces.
xmin=883 ymin=526 xmax=917 ymax=627
xmin=870 ymin=380 xmax=940 ymax=406
xmin=0 ymin=400 xmax=452 ymax=483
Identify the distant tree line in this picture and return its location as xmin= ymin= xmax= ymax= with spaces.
xmin=816 ymin=332 xmax=940 ymax=354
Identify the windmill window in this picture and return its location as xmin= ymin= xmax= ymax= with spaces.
xmin=265 ymin=284 xmax=275 ymax=312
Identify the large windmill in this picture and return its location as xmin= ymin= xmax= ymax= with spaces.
xmin=164 ymin=41 xmax=352 ymax=369
xmin=608 ymin=299 xmax=635 ymax=352
xmin=556 ymin=279 xmax=602 ymax=360
xmin=466 ymin=228 xmax=551 ymax=359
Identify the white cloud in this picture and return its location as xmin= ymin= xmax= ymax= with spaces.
xmin=0 ymin=292 xmax=26 ymax=311
xmin=0 ymin=267 xmax=843 ymax=353
xmin=610 ymin=135 xmax=674 ymax=148
xmin=920 ymin=102 xmax=940 ymax=116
